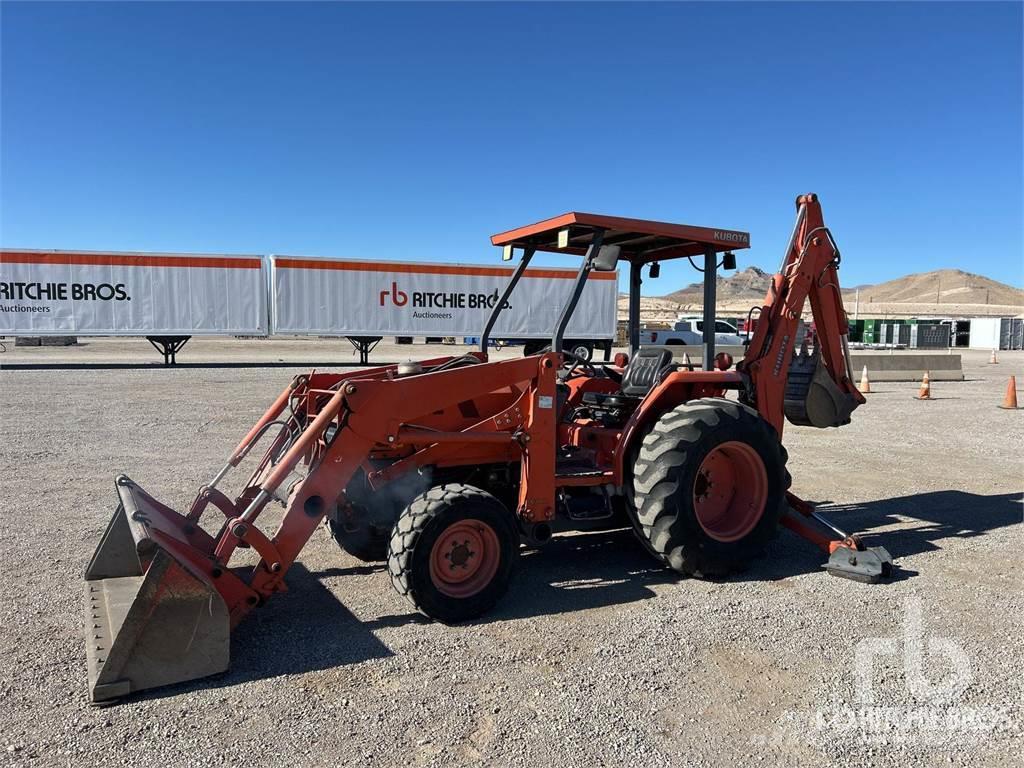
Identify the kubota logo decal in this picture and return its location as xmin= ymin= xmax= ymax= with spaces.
xmin=714 ymin=230 xmax=750 ymax=244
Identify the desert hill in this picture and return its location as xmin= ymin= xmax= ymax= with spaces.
xmin=662 ymin=266 xmax=772 ymax=305
xmin=617 ymin=267 xmax=1024 ymax=325
xmin=841 ymin=269 xmax=1024 ymax=306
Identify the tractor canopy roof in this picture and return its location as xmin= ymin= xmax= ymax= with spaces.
xmin=490 ymin=212 xmax=750 ymax=263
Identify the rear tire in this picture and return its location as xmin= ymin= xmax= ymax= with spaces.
xmin=328 ymin=468 xmax=430 ymax=563
xmin=327 ymin=518 xmax=390 ymax=563
xmin=387 ymin=484 xmax=519 ymax=622
xmin=631 ymin=398 xmax=788 ymax=577
xmin=623 ymin=425 xmax=668 ymax=564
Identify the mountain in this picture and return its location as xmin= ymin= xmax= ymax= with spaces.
xmin=661 ymin=266 xmax=772 ymax=304
xmin=840 ymin=269 xmax=1024 ymax=306
xmin=661 ymin=267 xmax=1023 ymax=308
xmin=624 ymin=267 xmax=1024 ymax=324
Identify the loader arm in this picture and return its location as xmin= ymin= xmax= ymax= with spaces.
xmin=738 ymin=193 xmax=864 ymax=435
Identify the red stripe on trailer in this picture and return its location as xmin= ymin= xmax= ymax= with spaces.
xmin=0 ymin=251 xmax=262 ymax=269
xmin=273 ymin=258 xmax=617 ymax=280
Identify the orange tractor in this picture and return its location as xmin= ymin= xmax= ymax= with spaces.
xmin=84 ymin=194 xmax=892 ymax=702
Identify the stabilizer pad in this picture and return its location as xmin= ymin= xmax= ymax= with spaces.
xmin=825 ymin=545 xmax=894 ymax=584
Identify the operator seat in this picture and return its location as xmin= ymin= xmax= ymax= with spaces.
xmin=620 ymin=346 xmax=675 ymax=397
xmin=582 ymin=346 xmax=674 ymax=408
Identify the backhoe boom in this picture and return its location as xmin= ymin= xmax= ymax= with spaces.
xmin=739 ymin=193 xmax=864 ymax=434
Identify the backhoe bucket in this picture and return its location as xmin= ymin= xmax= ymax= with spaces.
xmin=84 ymin=476 xmax=230 ymax=703
xmin=784 ymin=348 xmax=860 ymax=428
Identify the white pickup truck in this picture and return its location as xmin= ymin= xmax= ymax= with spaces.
xmin=639 ymin=318 xmax=745 ymax=346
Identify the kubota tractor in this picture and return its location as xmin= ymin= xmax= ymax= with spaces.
xmin=84 ymin=194 xmax=892 ymax=703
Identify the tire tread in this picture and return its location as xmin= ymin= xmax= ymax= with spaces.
xmin=631 ymin=397 xmax=788 ymax=577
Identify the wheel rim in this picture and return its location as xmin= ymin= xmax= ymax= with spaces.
xmin=428 ymin=520 xmax=501 ymax=598
xmin=692 ymin=440 xmax=768 ymax=543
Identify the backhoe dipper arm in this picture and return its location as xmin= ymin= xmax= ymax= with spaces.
xmin=739 ymin=194 xmax=864 ymax=435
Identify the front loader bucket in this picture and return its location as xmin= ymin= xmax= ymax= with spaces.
xmin=84 ymin=476 xmax=230 ymax=703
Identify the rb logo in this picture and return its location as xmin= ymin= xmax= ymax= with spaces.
xmin=379 ymin=282 xmax=408 ymax=307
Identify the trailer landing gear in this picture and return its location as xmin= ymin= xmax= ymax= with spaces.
xmin=346 ymin=336 xmax=383 ymax=365
xmin=146 ymin=335 xmax=191 ymax=366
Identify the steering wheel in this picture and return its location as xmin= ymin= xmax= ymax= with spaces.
xmin=559 ymin=348 xmax=598 ymax=379
xmin=528 ymin=343 xmax=598 ymax=379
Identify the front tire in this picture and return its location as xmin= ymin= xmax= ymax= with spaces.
xmin=631 ymin=398 xmax=788 ymax=577
xmin=387 ymin=484 xmax=519 ymax=622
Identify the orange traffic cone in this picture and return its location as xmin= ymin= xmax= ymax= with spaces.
xmin=914 ymin=370 xmax=932 ymax=400
xmin=989 ymin=349 xmax=999 ymax=364
xmin=859 ymin=365 xmax=871 ymax=394
xmin=998 ymin=376 xmax=1020 ymax=410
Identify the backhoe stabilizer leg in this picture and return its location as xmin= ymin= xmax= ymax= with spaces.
xmin=782 ymin=493 xmax=894 ymax=583
xmin=825 ymin=543 xmax=894 ymax=584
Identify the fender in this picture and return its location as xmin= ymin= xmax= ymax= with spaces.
xmin=612 ymin=369 xmax=742 ymax=484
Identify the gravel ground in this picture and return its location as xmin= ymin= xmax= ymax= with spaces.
xmin=0 ymin=343 xmax=1020 ymax=767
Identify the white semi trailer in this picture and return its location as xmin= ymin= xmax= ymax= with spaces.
xmin=0 ymin=250 xmax=617 ymax=364
xmin=0 ymin=249 xmax=268 ymax=363
xmin=269 ymin=255 xmax=618 ymax=362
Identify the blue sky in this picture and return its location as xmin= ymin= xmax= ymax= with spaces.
xmin=2 ymin=1 xmax=1022 ymax=293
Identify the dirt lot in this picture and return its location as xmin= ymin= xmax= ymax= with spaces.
xmin=1 ymin=341 xmax=1021 ymax=767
